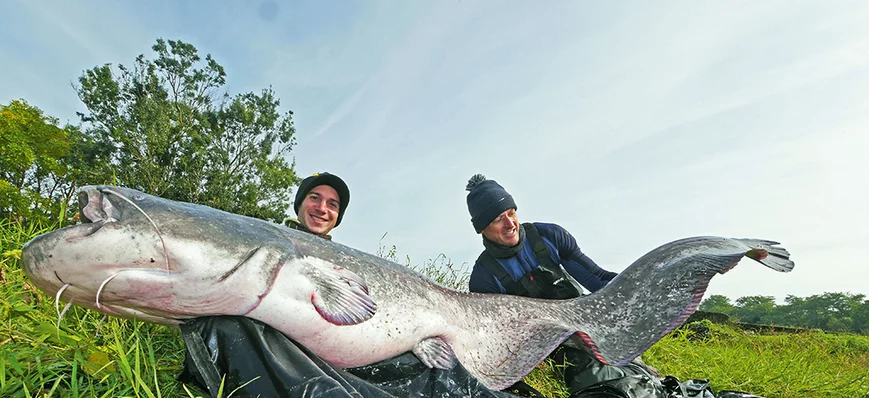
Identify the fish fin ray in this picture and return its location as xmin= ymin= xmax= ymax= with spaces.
xmin=735 ymin=238 xmax=795 ymax=272
xmin=463 ymin=320 xmax=572 ymax=390
xmin=570 ymin=248 xmax=752 ymax=367
xmin=413 ymin=337 xmax=457 ymax=370
xmin=572 ymin=237 xmax=794 ymax=368
xmin=303 ymin=257 xmax=377 ymax=325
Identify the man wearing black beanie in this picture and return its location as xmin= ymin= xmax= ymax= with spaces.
xmin=285 ymin=172 xmax=351 ymax=239
xmin=465 ymin=174 xmax=656 ymax=396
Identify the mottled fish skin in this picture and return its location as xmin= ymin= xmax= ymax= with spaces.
xmin=20 ymin=186 xmax=795 ymax=389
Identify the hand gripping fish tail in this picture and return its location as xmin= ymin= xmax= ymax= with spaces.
xmin=19 ymin=185 xmax=795 ymax=391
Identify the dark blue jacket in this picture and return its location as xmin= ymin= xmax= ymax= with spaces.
xmin=468 ymin=222 xmax=617 ymax=295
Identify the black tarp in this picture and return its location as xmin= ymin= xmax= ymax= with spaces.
xmin=178 ymin=316 xmax=521 ymax=398
xmin=178 ymin=316 xmax=765 ymax=398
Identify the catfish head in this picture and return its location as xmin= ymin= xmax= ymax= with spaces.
xmin=21 ymin=185 xmax=296 ymax=324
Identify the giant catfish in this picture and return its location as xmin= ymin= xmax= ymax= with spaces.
xmin=20 ymin=185 xmax=794 ymax=389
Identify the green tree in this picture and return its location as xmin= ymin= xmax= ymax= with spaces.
xmin=853 ymin=297 xmax=869 ymax=334
xmin=75 ymin=38 xmax=299 ymax=222
xmin=733 ymin=295 xmax=776 ymax=324
xmin=0 ymin=99 xmax=71 ymax=222
xmin=59 ymin=124 xmax=115 ymax=195
xmin=699 ymin=294 xmax=735 ymax=315
xmin=716 ymin=292 xmax=869 ymax=334
xmin=784 ymin=292 xmax=867 ymax=333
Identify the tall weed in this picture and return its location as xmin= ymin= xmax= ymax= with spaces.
xmin=643 ymin=320 xmax=869 ymax=398
xmin=0 ymin=220 xmax=191 ymax=397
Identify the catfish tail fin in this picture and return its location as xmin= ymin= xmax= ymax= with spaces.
xmin=560 ymin=237 xmax=794 ymax=368
xmin=735 ymin=238 xmax=795 ymax=272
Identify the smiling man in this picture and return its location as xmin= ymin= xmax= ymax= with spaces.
xmin=464 ymin=174 xmax=654 ymax=396
xmin=465 ymin=174 xmax=616 ymax=298
xmin=286 ymin=172 xmax=350 ymax=239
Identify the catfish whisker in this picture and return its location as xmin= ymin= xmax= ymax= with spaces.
xmin=96 ymin=273 xmax=119 ymax=309
xmin=58 ymin=301 xmax=73 ymax=329
xmin=94 ymin=314 xmax=108 ymax=338
xmin=102 ymin=188 xmax=170 ymax=273
xmin=55 ymin=283 xmax=71 ymax=317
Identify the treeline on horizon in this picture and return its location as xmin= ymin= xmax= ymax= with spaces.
xmin=699 ymin=292 xmax=869 ymax=335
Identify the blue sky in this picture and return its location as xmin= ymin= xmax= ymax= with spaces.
xmin=2 ymin=1 xmax=867 ymax=302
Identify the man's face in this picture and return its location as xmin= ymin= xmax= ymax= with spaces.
xmin=482 ymin=208 xmax=520 ymax=247
xmin=298 ymin=185 xmax=340 ymax=235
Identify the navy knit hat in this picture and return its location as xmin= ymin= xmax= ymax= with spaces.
xmin=294 ymin=172 xmax=350 ymax=227
xmin=465 ymin=174 xmax=517 ymax=233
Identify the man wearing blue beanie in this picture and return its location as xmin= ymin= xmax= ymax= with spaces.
xmin=465 ymin=174 xmax=656 ymax=396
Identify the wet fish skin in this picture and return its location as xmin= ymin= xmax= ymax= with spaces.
xmin=20 ymin=185 xmax=794 ymax=389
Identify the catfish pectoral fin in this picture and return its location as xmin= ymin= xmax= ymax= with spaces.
xmin=302 ymin=257 xmax=378 ymax=325
xmin=413 ymin=336 xmax=457 ymax=370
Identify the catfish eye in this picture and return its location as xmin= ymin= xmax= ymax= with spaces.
xmin=134 ymin=194 xmax=144 ymax=201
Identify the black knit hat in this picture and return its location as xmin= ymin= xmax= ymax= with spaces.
xmin=465 ymin=174 xmax=517 ymax=233
xmin=294 ymin=172 xmax=350 ymax=227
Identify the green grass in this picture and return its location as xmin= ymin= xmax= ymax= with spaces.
xmin=642 ymin=320 xmax=869 ymax=398
xmin=3 ymin=220 xmax=869 ymax=397
xmin=1 ymin=219 xmax=193 ymax=397
xmin=521 ymin=320 xmax=869 ymax=398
